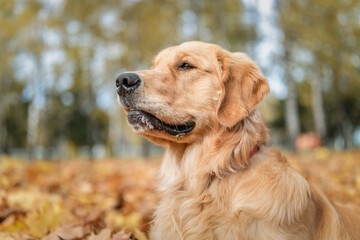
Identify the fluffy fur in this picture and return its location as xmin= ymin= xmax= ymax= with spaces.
xmin=117 ymin=41 xmax=360 ymax=240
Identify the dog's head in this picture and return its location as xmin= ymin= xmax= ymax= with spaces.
xmin=116 ymin=41 xmax=269 ymax=145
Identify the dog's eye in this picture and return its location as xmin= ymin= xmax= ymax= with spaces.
xmin=178 ymin=62 xmax=194 ymax=70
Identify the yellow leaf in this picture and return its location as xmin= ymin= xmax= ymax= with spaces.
xmin=314 ymin=147 xmax=331 ymax=161
xmin=355 ymin=175 xmax=360 ymax=189
xmin=25 ymin=203 xmax=68 ymax=238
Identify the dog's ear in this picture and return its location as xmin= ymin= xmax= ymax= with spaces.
xmin=216 ymin=49 xmax=270 ymax=128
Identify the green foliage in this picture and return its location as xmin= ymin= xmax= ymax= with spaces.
xmin=1 ymin=81 xmax=29 ymax=151
xmin=277 ymin=0 xmax=360 ymax=146
xmin=1 ymin=0 xmax=359 ymax=156
xmin=0 ymin=0 xmax=256 ymax=157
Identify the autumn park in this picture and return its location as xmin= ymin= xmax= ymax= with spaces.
xmin=1 ymin=0 xmax=360 ymax=239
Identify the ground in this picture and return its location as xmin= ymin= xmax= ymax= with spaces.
xmin=0 ymin=149 xmax=360 ymax=239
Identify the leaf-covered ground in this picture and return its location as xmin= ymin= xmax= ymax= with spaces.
xmin=1 ymin=149 xmax=360 ymax=239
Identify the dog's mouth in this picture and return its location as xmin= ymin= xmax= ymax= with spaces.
xmin=127 ymin=110 xmax=195 ymax=136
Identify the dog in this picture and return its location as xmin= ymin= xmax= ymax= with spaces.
xmin=116 ymin=41 xmax=360 ymax=240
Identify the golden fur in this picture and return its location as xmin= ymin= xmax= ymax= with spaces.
xmin=117 ymin=41 xmax=360 ymax=240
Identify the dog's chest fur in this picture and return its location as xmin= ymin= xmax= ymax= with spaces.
xmin=150 ymin=146 xmax=317 ymax=240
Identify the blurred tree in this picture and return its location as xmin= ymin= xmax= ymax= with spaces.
xmin=64 ymin=61 xmax=109 ymax=157
xmin=2 ymin=0 xmax=358 ymax=159
xmin=276 ymin=0 xmax=360 ymax=148
xmin=0 ymin=81 xmax=29 ymax=153
xmin=276 ymin=0 xmax=302 ymax=149
xmin=0 ymin=1 xmax=31 ymax=153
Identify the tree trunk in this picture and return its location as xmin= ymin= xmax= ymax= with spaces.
xmin=284 ymin=47 xmax=300 ymax=149
xmin=332 ymin=61 xmax=353 ymax=149
xmin=109 ymin=107 xmax=123 ymax=156
xmin=27 ymin=100 xmax=40 ymax=159
xmin=27 ymin=55 xmax=42 ymax=160
xmin=310 ymin=71 xmax=327 ymax=140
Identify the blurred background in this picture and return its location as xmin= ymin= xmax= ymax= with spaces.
xmin=0 ymin=0 xmax=359 ymax=160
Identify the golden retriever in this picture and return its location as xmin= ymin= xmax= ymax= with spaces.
xmin=116 ymin=41 xmax=360 ymax=240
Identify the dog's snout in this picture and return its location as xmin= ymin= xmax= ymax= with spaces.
xmin=116 ymin=73 xmax=141 ymax=93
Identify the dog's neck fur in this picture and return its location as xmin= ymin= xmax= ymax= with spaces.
xmin=158 ymin=109 xmax=269 ymax=193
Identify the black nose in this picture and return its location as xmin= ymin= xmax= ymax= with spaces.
xmin=116 ymin=73 xmax=141 ymax=92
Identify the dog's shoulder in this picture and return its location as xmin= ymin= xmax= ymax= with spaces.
xmin=232 ymin=147 xmax=312 ymax=224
